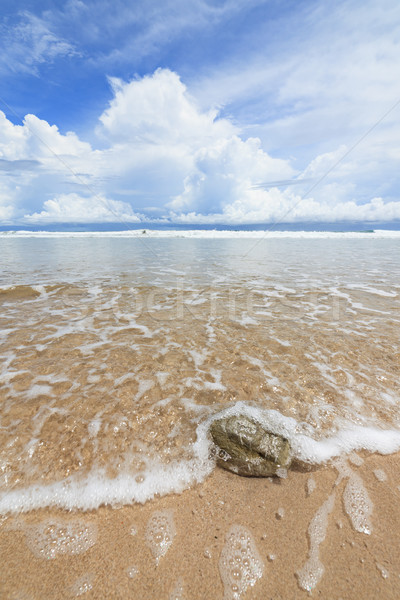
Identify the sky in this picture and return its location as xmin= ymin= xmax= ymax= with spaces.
xmin=0 ymin=0 xmax=400 ymax=226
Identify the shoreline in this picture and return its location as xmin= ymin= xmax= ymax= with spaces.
xmin=2 ymin=451 xmax=400 ymax=599
xmin=1 ymin=229 xmax=400 ymax=239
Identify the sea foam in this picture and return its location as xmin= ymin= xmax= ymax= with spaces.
xmin=1 ymin=402 xmax=400 ymax=513
xmin=1 ymin=229 xmax=400 ymax=238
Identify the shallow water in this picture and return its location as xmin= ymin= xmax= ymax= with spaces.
xmin=0 ymin=234 xmax=399 ymax=512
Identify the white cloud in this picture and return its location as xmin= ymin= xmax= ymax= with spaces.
xmin=0 ymin=112 xmax=27 ymax=160
xmin=98 ymin=69 xmax=235 ymax=144
xmin=0 ymin=68 xmax=399 ymax=226
xmin=0 ymin=180 xmax=17 ymax=222
xmin=0 ymin=110 xmax=96 ymax=222
xmin=0 ymin=111 xmax=90 ymax=161
xmin=191 ymin=0 xmax=400 ymax=164
xmin=0 ymin=12 xmax=78 ymax=75
xmin=96 ymin=69 xmax=294 ymax=216
xmin=23 ymin=114 xmax=91 ymax=158
xmin=70 ymin=0 xmax=269 ymax=68
xmin=24 ymin=193 xmax=141 ymax=223
xmin=169 ymin=135 xmax=294 ymax=213
xmin=171 ymin=193 xmax=400 ymax=225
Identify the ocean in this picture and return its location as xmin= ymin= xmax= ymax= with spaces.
xmin=1 ymin=230 xmax=400 ymax=513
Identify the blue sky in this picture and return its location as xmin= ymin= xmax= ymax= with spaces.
xmin=0 ymin=0 xmax=400 ymax=225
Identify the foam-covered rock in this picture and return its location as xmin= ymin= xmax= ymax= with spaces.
xmin=210 ymin=415 xmax=291 ymax=476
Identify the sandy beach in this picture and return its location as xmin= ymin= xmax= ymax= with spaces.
xmin=1 ymin=451 xmax=400 ymax=599
xmin=1 ymin=236 xmax=400 ymax=599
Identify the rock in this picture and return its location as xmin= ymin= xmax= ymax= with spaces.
xmin=210 ymin=415 xmax=291 ymax=477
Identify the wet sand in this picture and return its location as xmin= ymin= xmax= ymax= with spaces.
xmin=1 ymin=452 xmax=400 ymax=600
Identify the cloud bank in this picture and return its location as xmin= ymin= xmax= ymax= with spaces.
xmin=0 ymin=68 xmax=399 ymax=225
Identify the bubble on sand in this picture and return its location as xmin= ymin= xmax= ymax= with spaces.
xmin=87 ymin=419 xmax=101 ymax=438
xmin=376 ymin=563 xmax=389 ymax=579
xmin=25 ymin=519 xmax=97 ymax=560
xmin=219 ymin=524 xmax=264 ymax=600
xmin=306 ymin=477 xmax=316 ymax=496
xmin=276 ymin=508 xmax=285 ymax=520
xmin=373 ymin=469 xmax=387 ymax=482
xmin=276 ymin=468 xmax=288 ymax=479
xmin=348 ymin=453 xmax=364 ymax=467
xmin=296 ymin=493 xmax=335 ymax=592
xmin=130 ymin=525 xmax=137 ymax=536
xmin=145 ymin=509 xmax=176 ymax=564
xmin=127 ymin=565 xmax=139 ymax=579
xmin=169 ymin=577 xmax=185 ymax=600
xmin=0 ymin=515 xmax=8 ymax=528
xmin=69 ymin=574 xmax=93 ymax=596
xmin=343 ymin=474 xmax=373 ymax=534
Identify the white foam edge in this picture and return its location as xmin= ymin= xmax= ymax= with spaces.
xmin=1 ymin=229 xmax=400 ymax=239
xmin=208 ymin=403 xmax=400 ymax=464
xmin=0 ymin=422 xmax=214 ymax=514
xmin=2 ymin=401 xmax=400 ymax=513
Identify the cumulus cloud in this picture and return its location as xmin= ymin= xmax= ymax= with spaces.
xmin=99 ymin=69 xmax=235 ymax=144
xmin=0 ymin=109 xmax=96 ymax=222
xmin=22 ymin=114 xmax=91 ymax=159
xmin=0 ymin=180 xmax=16 ymax=222
xmin=170 ymin=193 xmax=400 ymax=225
xmin=96 ymin=69 xmax=294 ymax=217
xmin=0 ymin=68 xmax=399 ymax=226
xmin=169 ymin=135 xmax=294 ymax=213
xmin=0 ymin=111 xmax=90 ymax=161
xmin=24 ymin=193 xmax=141 ymax=223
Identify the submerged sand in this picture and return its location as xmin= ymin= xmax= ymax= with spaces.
xmin=1 ymin=452 xmax=400 ymax=600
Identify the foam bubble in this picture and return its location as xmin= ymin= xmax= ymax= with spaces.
xmin=219 ymin=524 xmax=264 ymax=600
xmin=169 ymin=577 xmax=185 ymax=600
xmin=376 ymin=563 xmax=389 ymax=579
xmin=127 ymin=565 xmax=139 ymax=579
xmin=145 ymin=509 xmax=176 ymax=564
xmin=88 ymin=419 xmax=101 ymax=438
xmin=24 ymin=519 xmax=97 ymax=560
xmin=373 ymin=469 xmax=387 ymax=482
xmin=296 ymin=493 xmax=335 ymax=592
xmin=348 ymin=453 xmax=364 ymax=467
xmin=276 ymin=508 xmax=285 ymax=520
xmin=306 ymin=478 xmax=316 ymax=496
xmin=297 ymin=559 xmax=324 ymax=593
xmin=276 ymin=468 xmax=288 ymax=479
xmin=343 ymin=473 xmax=373 ymax=534
xmin=69 ymin=574 xmax=94 ymax=596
